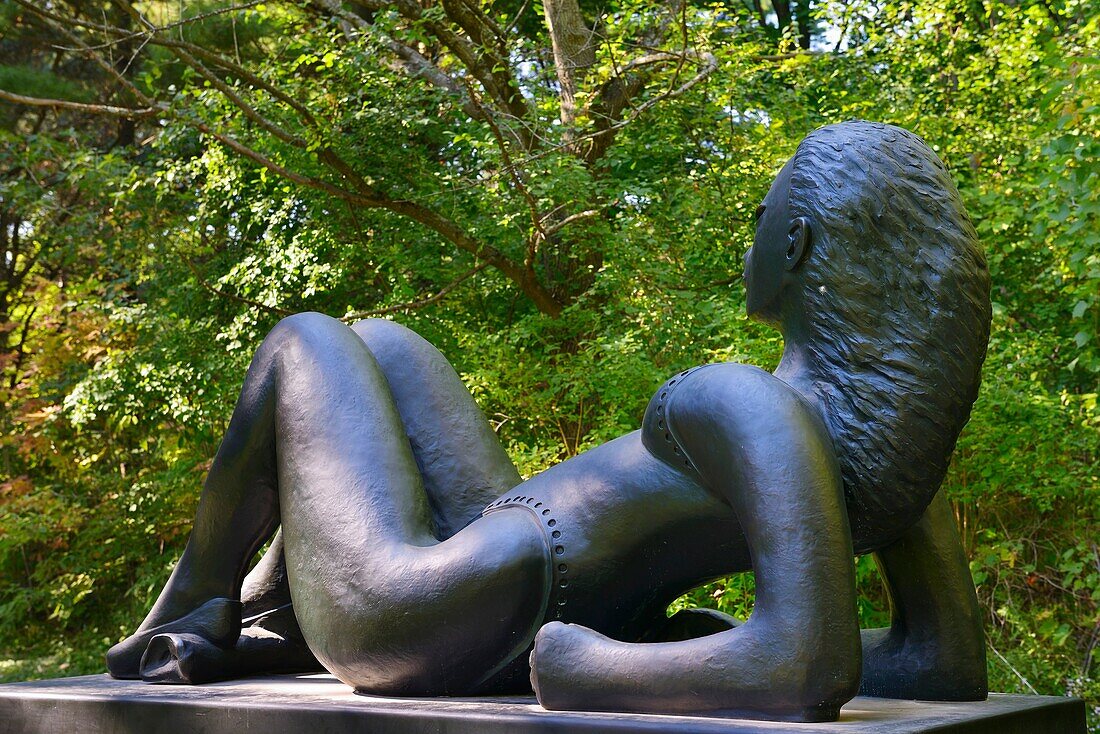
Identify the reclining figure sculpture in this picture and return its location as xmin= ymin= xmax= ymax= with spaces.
xmin=106 ymin=120 xmax=991 ymax=723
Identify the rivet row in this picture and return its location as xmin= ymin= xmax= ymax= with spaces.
xmin=484 ymin=493 xmax=569 ymax=618
xmin=654 ymin=367 xmax=699 ymax=470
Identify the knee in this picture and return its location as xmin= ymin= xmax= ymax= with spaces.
xmin=250 ymin=313 xmax=360 ymax=379
xmin=349 ymin=318 xmax=442 ymax=375
xmin=349 ymin=317 xmax=410 ymax=342
xmin=260 ymin=312 xmax=344 ymax=356
xmin=268 ymin=312 xmax=340 ymax=342
xmin=350 ymin=318 xmax=428 ymax=359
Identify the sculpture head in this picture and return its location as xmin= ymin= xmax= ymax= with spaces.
xmin=743 ymin=156 xmax=810 ymax=324
xmin=748 ymin=121 xmax=992 ymax=546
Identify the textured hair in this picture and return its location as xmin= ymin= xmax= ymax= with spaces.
xmin=789 ymin=121 xmax=991 ymax=547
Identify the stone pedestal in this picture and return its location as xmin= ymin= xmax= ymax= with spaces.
xmin=0 ymin=673 xmax=1086 ymax=733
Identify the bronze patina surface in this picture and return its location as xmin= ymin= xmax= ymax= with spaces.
xmin=106 ymin=121 xmax=994 ymax=723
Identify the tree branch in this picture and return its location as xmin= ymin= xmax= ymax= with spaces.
xmin=17 ymin=0 xmax=322 ymax=132
xmin=12 ymin=0 xmax=563 ymax=317
xmin=0 ymin=89 xmax=159 ymax=119
xmin=460 ymin=79 xmax=548 ymax=274
xmin=302 ymin=0 xmax=473 ymax=110
xmin=543 ymin=0 xmax=596 ymax=132
xmin=185 ymin=258 xmax=295 ymax=317
xmin=544 ymin=208 xmax=600 ymax=236
xmin=352 ymin=0 xmax=532 ymax=126
xmin=382 ymin=198 xmax=563 ymax=317
xmin=340 ymin=261 xmax=489 ymax=321
xmin=14 ymin=0 xmax=155 ymax=108
xmin=166 ymin=45 xmax=308 ymax=148
xmin=584 ymin=50 xmax=717 ymax=165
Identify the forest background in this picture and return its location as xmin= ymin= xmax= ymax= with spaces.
xmin=0 ymin=0 xmax=1097 ymax=727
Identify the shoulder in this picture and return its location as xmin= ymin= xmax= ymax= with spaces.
xmin=662 ymin=364 xmax=840 ymax=495
xmin=671 ymin=363 xmax=812 ymax=420
xmin=668 ymin=363 xmax=831 ymax=453
xmin=641 ymin=363 xmax=829 ymax=474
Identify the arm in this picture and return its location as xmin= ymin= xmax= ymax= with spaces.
xmin=530 ymin=364 xmax=861 ymax=722
xmin=859 ymin=489 xmax=988 ymax=700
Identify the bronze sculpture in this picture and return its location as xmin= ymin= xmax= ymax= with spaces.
xmin=106 ymin=120 xmax=992 ymax=723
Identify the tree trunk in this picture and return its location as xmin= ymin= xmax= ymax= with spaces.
xmin=795 ymin=0 xmax=812 ymax=49
xmin=774 ymin=0 xmax=793 ymax=36
xmin=543 ymin=0 xmax=595 ymax=129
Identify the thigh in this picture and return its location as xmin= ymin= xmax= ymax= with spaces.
xmin=352 ymin=319 xmax=521 ymax=539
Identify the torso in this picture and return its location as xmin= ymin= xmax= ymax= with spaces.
xmin=473 ymin=361 xmax=922 ymax=693
xmin=484 ymin=364 xmax=752 ymax=643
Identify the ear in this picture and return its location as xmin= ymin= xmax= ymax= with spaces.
xmin=784 ymin=217 xmax=811 ymax=271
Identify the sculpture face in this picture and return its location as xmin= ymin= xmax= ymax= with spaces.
xmin=743 ymin=156 xmax=797 ymax=324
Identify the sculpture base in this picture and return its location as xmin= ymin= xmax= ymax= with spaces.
xmin=0 ymin=673 xmax=1086 ymax=733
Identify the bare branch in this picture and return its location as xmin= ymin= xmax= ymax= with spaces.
xmin=154 ymin=37 xmax=321 ymax=127
xmin=442 ymin=0 xmax=498 ymax=48
xmin=544 ymin=209 xmax=600 ymax=236
xmin=340 ymin=261 xmax=489 ymax=321
xmin=584 ymin=51 xmax=717 ymax=164
xmin=16 ymin=0 xmax=321 ymax=131
xmin=617 ymin=51 xmax=693 ymax=73
xmin=13 ymin=0 xmax=155 ymax=108
xmin=300 ymin=0 xmax=495 ymax=131
xmin=504 ymin=0 xmax=532 ymax=35
xmin=155 ymin=1 xmax=267 ymax=33
xmin=362 ymin=0 xmax=532 ymax=127
xmin=49 ymin=0 xmax=266 ymax=50
xmin=15 ymin=0 xmax=255 ymax=58
xmin=167 ymin=45 xmax=308 ymax=148
xmin=0 ymin=89 xmax=159 ymax=119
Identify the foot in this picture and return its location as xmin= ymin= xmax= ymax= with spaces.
xmin=140 ymin=625 xmax=322 ymax=684
xmin=140 ymin=633 xmax=218 ymax=684
xmin=105 ymin=597 xmax=241 ymax=679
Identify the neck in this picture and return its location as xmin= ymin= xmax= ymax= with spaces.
xmin=772 ymin=310 xmax=817 ymax=402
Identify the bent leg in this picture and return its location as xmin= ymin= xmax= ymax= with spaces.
xmin=111 ymin=313 xmax=548 ymax=690
xmin=859 ymin=490 xmax=988 ymax=700
xmin=220 ymin=318 xmax=522 ymax=679
xmin=257 ymin=313 xmax=550 ymax=695
xmin=233 ymin=318 xmax=519 ymax=656
xmin=107 ymin=318 xmax=291 ymax=678
xmin=351 ymin=319 xmax=521 ymax=538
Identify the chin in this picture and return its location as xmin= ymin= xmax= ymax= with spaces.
xmin=746 ymin=303 xmax=780 ymax=327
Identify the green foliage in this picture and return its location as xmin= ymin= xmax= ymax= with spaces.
xmin=0 ymin=65 xmax=90 ymax=105
xmin=0 ymin=0 xmax=1096 ymax=728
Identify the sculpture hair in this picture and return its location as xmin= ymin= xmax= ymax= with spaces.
xmin=788 ymin=121 xmax=991 ymax=547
